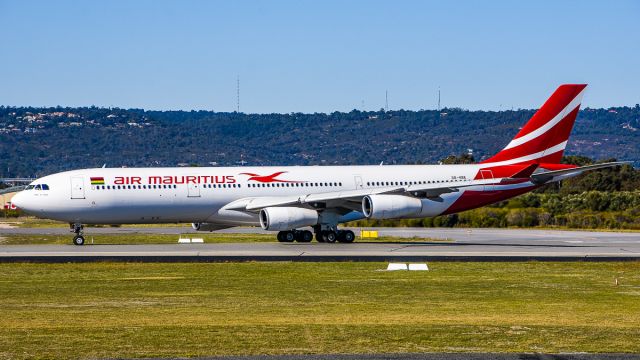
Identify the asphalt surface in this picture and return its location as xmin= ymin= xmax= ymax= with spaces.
xmin=1 ymin=227 xmax=639 ymax=262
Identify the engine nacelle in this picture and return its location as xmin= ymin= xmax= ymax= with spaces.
xmin=259 ymin=207 xmax=318 ymax=231
xmin=362 ymin=195 xmax=422 ymax=219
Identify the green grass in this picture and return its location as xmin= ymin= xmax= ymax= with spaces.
xmin=0 ymin=262 xmax=639 ymax=359
xmin=3 ymin=216 xmax=640 ymax=232
xmin=0 ymin=232 xmax=278 ymax=245
xmin=0 ymin=216 xmax=187 ymax=228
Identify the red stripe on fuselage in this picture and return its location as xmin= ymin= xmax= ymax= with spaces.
xmin=473 ymin=164 xmax=537 ymax=180
xmin=442 ymin=185 xmax=538 ymax=215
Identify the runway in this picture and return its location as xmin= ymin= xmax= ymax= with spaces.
xmin=1 ymin=227 xmax=639 ymax=262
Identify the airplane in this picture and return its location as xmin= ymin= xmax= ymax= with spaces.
xmin=11 ymin=84 xmax=628 ymax=245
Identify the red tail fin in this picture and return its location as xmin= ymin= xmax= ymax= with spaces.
xmin=481 ymin=84 xmax=587 ymax=165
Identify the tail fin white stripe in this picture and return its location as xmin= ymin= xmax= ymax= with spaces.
xmin=503 ymin=88 xmax=586 ymax=150
xmin=484 ymin=141 xmax=568 ymax=167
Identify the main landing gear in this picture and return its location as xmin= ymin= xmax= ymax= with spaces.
xmin=70 ymin=223 xmax=85 ymax=246
xmin=316 ymin=229 xmax=355 ymax=243
xmin=277 ymin=230 xmax=313 ymax=243
xmin=277 ymin=229 xmax=355 ymax=243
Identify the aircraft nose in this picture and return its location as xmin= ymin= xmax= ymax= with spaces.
xmin=11 ymin=192 xmax=28 ymax=212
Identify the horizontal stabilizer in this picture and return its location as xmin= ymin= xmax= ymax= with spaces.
xmin=531 ymin=161 xmax=630 ymax=184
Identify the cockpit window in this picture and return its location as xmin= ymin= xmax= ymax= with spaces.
xmin=25 ymin=184 xmax=49 ymax=191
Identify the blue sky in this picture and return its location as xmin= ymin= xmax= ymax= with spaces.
xmin=1 ymin=0 xmax=638 ymax=113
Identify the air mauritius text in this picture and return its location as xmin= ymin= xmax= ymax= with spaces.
xmin=114 ymin=175 xmax=236 ymax=185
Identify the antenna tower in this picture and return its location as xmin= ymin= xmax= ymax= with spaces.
xmin=236 ymin=75 xmax=240 ymax=113
xmin=385 ymin=90 xmax=388 ymax=112
xmin=437 ymin=86 xmax=441 ymax=111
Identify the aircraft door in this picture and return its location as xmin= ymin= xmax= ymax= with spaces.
xmin=70 ymin=176 xmax=85 ymax=199
xmin=480 ymin=170 xmax=494 ymax=192
xmin=354 ymin=176 xmax=363 ymax=190
xmin=187 ymin=180 xmax=201 ymax=197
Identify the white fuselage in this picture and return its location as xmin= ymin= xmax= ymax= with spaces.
xmin=13 ymin=164 xmax=497 ymax=226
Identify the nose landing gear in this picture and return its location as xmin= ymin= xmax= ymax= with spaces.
xmin=70 ymin=223 xmax=85 ymax=246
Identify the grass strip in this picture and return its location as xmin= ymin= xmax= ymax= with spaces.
xmin=0 ymin=261 xmax=638 ymax=358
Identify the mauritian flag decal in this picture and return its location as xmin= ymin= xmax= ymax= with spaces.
xmin=90 ymin=177 xmax=105 ymax=185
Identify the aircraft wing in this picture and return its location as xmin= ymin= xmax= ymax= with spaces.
xmin=531 ymin=161 xmax=630 ymax=184
xmin=225 ymin=178 xmax=496 ymax=213
xmin=224 ymin=162 xmax=629 ymax=213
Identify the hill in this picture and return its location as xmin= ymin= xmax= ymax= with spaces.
xmin=1 ymin=105 xmax=638 ymax=176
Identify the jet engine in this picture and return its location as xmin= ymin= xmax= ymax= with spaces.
xmin=259 ymin=207 xmax=319 ymax=231
xmin=362 ymin=194 xmax=422 ymax=219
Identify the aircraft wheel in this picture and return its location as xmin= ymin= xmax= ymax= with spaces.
xmin=298 ymin=230 xmax=313 ymax=243
xmin=338 ymin=230 xmax=355 ymax=243
xmin=323 ymin=231 xmax=337 ymax=243
xmin=277 ymin=231 xmax=286 ymax=242
xmin=73 ymin=235 xmax=85 ymax=246
xmin=283 ymin=231 xmax=295 ymax=242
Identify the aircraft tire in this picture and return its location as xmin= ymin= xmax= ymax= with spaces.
xmin=298 ymin=230 xmax=313 ymax=243
xmin=323 ymin=231 xmax=337 ymax=243
xmin=73 ymin=235 xmax=85 ymax=246
xmin=283 ymin=231 xmax=295 ymax=242
xmin=338 ymin=230 xmax=355 ymax=243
